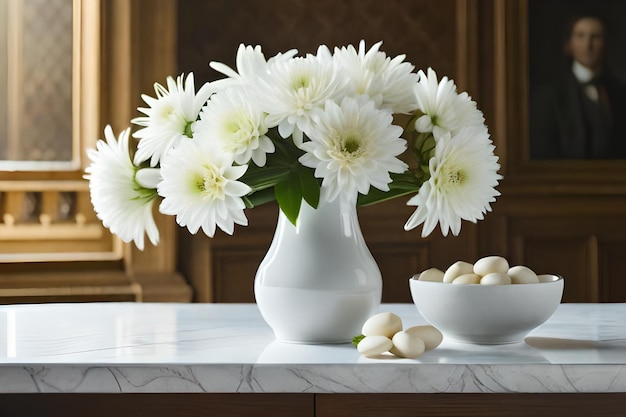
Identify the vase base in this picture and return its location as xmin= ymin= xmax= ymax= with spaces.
xmin=255 ymin=286 xmax=380 ymax=344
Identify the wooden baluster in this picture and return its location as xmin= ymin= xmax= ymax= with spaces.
xmin=41 ymin=191 xmax=60 ymax=225
xmin=4 ymin=191 xmax=26 ymax=224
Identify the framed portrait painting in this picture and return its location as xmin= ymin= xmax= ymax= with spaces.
xmin=527 ymin=0 xmax=626 ymax=161
xmin=491 ymin=0 xmax=626 ymax=188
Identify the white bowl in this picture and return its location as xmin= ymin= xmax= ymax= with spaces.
xmin=409 ymin=274 xmax=564 ymax=344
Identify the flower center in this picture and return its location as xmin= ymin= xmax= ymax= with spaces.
xmin=222 ymin=115 xmax=260 ymax=152
xmin=442 ymin=166 xmax=466 ymax=187
xmin=159 ymin=104 xmax=176 ymax=119
xmin=292 ymin=75 xmax=310 ymax=91
xmin=342 ymin=136 xmax=361 ymax=155
xmin=226 ymin=120 xmax=242 ymax=134
xmin=328 ymin=133 xmax=365 ymax=163
xmin=196 ymin=164 xmax=225 ymax=200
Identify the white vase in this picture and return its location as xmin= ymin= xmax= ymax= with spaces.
xmin=254 ymin=196 xmax=382 ymax=344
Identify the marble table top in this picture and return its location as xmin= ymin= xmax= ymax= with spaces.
xmin=0 ymin=302 xmax=624 ymax=393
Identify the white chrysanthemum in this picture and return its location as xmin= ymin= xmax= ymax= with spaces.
xmin=195 ymin=87 xmax=274 ymax=167
xmin=254 ymin=45 xmax=348 ymax=144
xmin=299 ymin=97 xmax=408 ymax=204
xmin=157 ymin=139 xmax=252 ymax=238
xmin=404 ymin=128 xmax=502 ymax=237
xmin=413 ymin=68 xmax=486 ymax=138
xmin=131 ymin=73 xmax=215 ymax=167
xmin=209 ymin=43 xmax=297 ymax=90
xmin=333 ymin=40 xmax=418 ymax=114
xmin=84 ymin=125 xmax=159 ymax=250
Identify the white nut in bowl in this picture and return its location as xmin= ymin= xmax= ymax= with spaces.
xmin=418 ymin=268 xmax=445 ymax=282
xmin=538 ymin=274 xmax=560 ymax=283
xmin=480 ymin=272 xmax=512 ymax=285
xmin=452 ymin=273 xmax=481 ymax=285
xmin=474 ymin=256 xmax=509 ymax=276
xmin=357 ymin=336 xmax=393 ymax=358
xmin=443 ymin=261 xmax=474 ymax=283
xmin=361 ymin=312 xmax=402 ymax=338
xmin=390 ymin=331 xmax=426 ymax=359
xmin=405 ymin=325 xmax=443 ymax=350
xmin=508 ymin=265 xmax=539 ymax=284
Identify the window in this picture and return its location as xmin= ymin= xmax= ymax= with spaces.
xmin=0 ymin=0 xmax=110 ymax=262
xmin=1 ymin=0 xmax=74 ymax=168
xmin=0 ymin=0 xmax=191 ymax=303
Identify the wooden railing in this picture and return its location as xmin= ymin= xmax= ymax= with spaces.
xmin=0 ymin=181 xmax=119 ymax=262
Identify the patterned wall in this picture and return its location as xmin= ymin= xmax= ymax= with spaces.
xmin=21 ymin=0 xmax=73 ymax=161
xmin=177 ymin=0 xmax=458 ymax=86
xmin=0 ymin=0 xmax=73 ymax=162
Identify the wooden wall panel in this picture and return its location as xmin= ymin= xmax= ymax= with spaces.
xmin=369 ymin=243 xmax=429 ymax=303
xmin=179 ymin=204 xmax=277 ymax=303
xmin=494 ymin=211 xmax=626 ymax=303
xmin=177 ymin=0 xmax=459 ymax=85
xmin=516 ymin=236 xmax=594 ymax=302
xmin=176 ymin=0 xmax=626 ymax=304
xmin=176 ymin=0 xmax=470 ymax=303
xmin=212 ymin=248 xmax=266 ymax=303
xmin=599 ymin=242 xmax=626 ymax=302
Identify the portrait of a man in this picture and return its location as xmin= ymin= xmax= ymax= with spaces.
xmin=529 ymin=3 xmax=626 ymax=160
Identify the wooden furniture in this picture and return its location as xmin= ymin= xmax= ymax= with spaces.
xmin=1 ymin=303 xmax=625 ymax=416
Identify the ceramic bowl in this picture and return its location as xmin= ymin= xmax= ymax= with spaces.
xmin=409 ymin=274 xmax=564 ymax=344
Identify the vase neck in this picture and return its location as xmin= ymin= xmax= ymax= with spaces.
xmin=278 ymin=196 xmax=360 ymax=239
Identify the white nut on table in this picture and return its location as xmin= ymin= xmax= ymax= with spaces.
xmin=361 ymin=312 xmax=403 ymax=338
xmin=405 ymin=325 xmax=443 ymax=350
xmin=390 ymin=331 xmax=426 ymax=359
xmin=357 ymin=335 xmax=393 ymax=358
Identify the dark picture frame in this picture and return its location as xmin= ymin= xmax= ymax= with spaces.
xmin=488 ymin=0 xmax=626 ymax=189
xmin=527 ymin=0 xmax=626 ymax=161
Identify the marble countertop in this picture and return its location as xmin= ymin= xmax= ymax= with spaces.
xmin=1 ymin=302 xmax=625 ymax=393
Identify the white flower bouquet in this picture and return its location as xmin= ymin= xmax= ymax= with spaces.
xmin=85 ymin=41 xmax=501 ymax=250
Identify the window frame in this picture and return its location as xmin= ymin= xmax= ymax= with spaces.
xmin=0 ymin=0 xmax=192 ymax=303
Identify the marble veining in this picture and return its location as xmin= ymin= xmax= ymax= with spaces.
xmin=0 ymin=303 xmax=625 ymax=393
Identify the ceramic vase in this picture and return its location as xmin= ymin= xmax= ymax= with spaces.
xmin=254 ymin=196 xmax=382 ymax=344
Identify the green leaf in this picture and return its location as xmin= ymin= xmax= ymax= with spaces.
xmin=298 ymin=165 xmax=320 ymax=209
xmin=275 ymin=175 xmax=302 ymax=226
xmin=352 ymin=334 xmax=365 ymax=347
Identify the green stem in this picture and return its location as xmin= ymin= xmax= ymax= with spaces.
xmin=356 ymin=171 xmax=422 ymax=207
xmin=243 ymin=169 xmax=290 ymax=191
xmin=243 ymin=188 xmax=277 ymax=208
